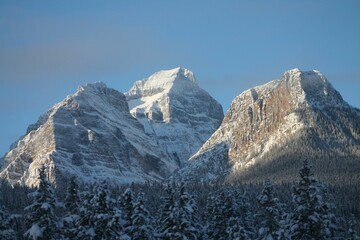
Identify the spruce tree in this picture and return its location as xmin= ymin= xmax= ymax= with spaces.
xmin=347 ymin=214 xmax=359 ymax=240
xmin=177 ymin=182 xmax=202 ymax=239
xmin=120 ymin=188 xmax=135 ymax=238
xmin=231 ymin=190 xmax=255 ymax=239
xmin=290 ymin=159 xmax=337 ymax=239
xmin=63 ymin=176 xmax=80 ymax=239
xmin=205 ymin=191 xmax=232 ymax=240
xmin=157 ymin=184 xmax=181 ymax=239
xmin=75 ymin=186 xmax=95 ymax=239
xmin=65 ymin=176 xmax=80 ymax=215
xmin=0 ymin=201 xmax=16 ymax=240
xmin=256 ymin=179 xmax=285 ymax=240
xmin=24 ymin=165 xmax=61 ymax=240
xmin=91 ymin=182 xmax=122 ymax=239
xmin=131 ymin=192 xmax=156 ymax=239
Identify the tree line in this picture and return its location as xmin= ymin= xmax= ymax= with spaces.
xmin=0 ymin=159 xmax=359 ymax=239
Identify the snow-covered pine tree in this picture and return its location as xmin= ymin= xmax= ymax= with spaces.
xmin=0 ymin=200 xmax=16 ymax=240
xmin=346 ymin=214 xmax=359 ymax=240
xmin=205 ymin=191 xmax=232 ymax=240
xmin=65 ymin=176 xmax=80 ymax=215
xmin=290 ymin=159 xmax=338 ymax=239
xmin=120 ymin=188 xmax=135 ymax=238
xmin=91 ymin=182 xmax=122 ymax=239
xmin=157 ymin=184 xmax=182 ymax=239
xmin=256 ymin=179 xmax=285 ymax=240
xmin=177 ymin=182 xmax=202 ymax=239
xmin=320 ymin=188 xmax=338 ymax=238
xmin=229 ymin=190 xmax=255 ymax=239
xmin=63 ymin=176 xmax=80 ymax=239
xmin=131 ymin=192 xmax=155 ymax=239
xmin=24 ymin=165 xmax=62 ymax=240
xmin=74 ymin=185 xmax=95 ymax=239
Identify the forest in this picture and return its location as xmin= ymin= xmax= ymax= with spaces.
xmin=0 ymin=159 xmax=359 ymax=240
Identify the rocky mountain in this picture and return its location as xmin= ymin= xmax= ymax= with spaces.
xmin=125 ymin=67 xmax=223 ymax=166
xmin=0 ymin=68 xmax=223 ymax=187
xmin=177 ymin=69 xmax=360 ymax=185
xmin=0 ymin=83 xmax=174 ymax=187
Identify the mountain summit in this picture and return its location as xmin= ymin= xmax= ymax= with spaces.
xmin=0 ymin=68 xmax=223 ymax=187
xmin=0 ymin=82 xmax=174 ymax=186
xmin=178 ymin=69 xmax=360 ymax=184
xmin=126 ymin=67 xmax=224 ymax=165
xmin=126 ymin=67 xmax=196 ymax=101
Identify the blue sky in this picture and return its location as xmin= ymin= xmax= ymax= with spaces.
xmin=1 ymin=0 xmax=360 ymax=156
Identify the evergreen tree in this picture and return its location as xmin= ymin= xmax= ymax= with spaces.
xmin=0 ymin=201 xmax=16 ymax=240
xmin=231 ymin=190 xmax=255 ymax=239
xmin=319 ymin=189 xmax=338 ymax=238
xmin=205 ymin=191 xmax=232 ymax=240
xmin=92 ymin=182 xmax=123 ymax=239
xmin=75 ymin=186 xmax=96 ymax=239
xmin=177 ymin=182 xmax=202 ymax=239
xmin=347 ymin=214 xmax=359 ymax=240
xmin=157 ymin=184 xmax=182 ymax=239
xmin=75 ymin=182 xmax=125 ymax=239
xmin=65 ymin=176 xmax=80 ymax=215
xmin=131 ymin=192 xmax=155 ymax=239
xmin=120 ymin=188 xmax=135 ymax=238
xmin=290 ymin=159 xmax=337 ymax=239
xmin=256 ymin=179 xmax=285 ymax=240
xmin=24 ymin=165 xmax=61 ymax=240
xmin=63 ymin=176 xmax=80 ymax=239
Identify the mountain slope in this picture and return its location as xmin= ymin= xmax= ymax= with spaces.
xmin=125 ymin=67 xmax=224 ymax=166
xmin=177 ymin=69 xmax=360 ymax=184
xmin=0 ymin=83 xmax=176 ymax=187
xmin=0 ymin=67 xmax=224 ymax=187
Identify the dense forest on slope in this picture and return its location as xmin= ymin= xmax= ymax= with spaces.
xmin=0 ymin=160 xmax=359 ymax=239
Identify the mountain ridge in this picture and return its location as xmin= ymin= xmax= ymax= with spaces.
xmin=177 ymin=68 xmax=360 ymax=184
xmin=0 ymin=68 xmax=223 ymax=187
xmin=125 ymin=67 xmax=224 ymax=165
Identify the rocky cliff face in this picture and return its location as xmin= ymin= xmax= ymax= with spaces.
xmin=0 ymin=68 xmax=224 ymax=187
xmin=177 ymin=69 xmax=360 ymax=184
xmin=0 ymin=83 xmax=176 ymax=187
xmin=125 ymin=67 xmax=224 ymax=166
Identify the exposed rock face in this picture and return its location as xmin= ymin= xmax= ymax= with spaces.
xmin=0 ymin=68 xmax=224 ymax=187
xmin=178 ymin=69 xmax=360 ymax=184
xmin=125 ymin=67 xmax=224 ymax=166
xmin=0 ymin=83 xmax=175 ymax=187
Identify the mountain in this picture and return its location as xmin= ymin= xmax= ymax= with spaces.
xmin=125 ymin=67 xmax=223 ymax=166
xmin=0 ymin=83 xmax=175 ymax=187
xmin=177 ymin=68 xmax=360 ymax=185
xmin=0 ymin=68 xmax=223 ymax=187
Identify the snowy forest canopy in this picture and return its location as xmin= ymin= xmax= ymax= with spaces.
xmin=0 ymin=160 xmax=359 ymax=240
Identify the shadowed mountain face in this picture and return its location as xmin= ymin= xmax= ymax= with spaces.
xmin=0 ymin=68 xmax=223 ymax=187
xmin=177 ymin=69 xmax=360 ymax=185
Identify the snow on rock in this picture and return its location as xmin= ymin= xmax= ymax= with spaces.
xmin=0 ymin=82 xmax=175 ymax=187
xmin=125 ymin=67 xmax=224 ymax=165
xmin=0 ymin=68 xmax=224 ymax=187
xmin=177 ymin=69 xmax=360 ymax=183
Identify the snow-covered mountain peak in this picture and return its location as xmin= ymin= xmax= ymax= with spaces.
xmin=178 ymin=69 xmax=360 ymax=184
xmin=0 ymin=81 xmax=177 ymax=187
xmin=126 ymin=67 xmax=197 ymax=100
xmin=148 ymin=67 xmax=196 ymax=85
xmin=125 ymin=67 xmax=223 ymax=165
xmin=76 ymin=82 xmax=108 ymax=93
xmin=280 ymin=68 xmax=345 ymax=108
